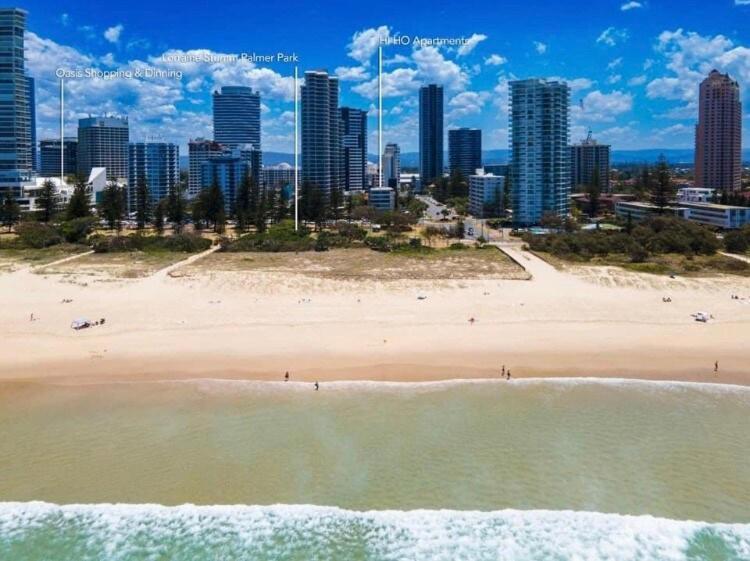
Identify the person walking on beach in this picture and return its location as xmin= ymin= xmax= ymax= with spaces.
xmin=314 ymin=381 xmax=319 ymax=391
xmin=285 ymin=371 xmax=289 ymax=382
xmin=501 ymin=365 xmax=505 ymax=378
xmin=714 ymin=361 xmax=719 ymax=374
xmin=507 ymin=370 xmax=511 ymax=380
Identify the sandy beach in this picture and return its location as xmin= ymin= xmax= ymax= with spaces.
xmin=1 ymin=245 xmax=749 ymax=385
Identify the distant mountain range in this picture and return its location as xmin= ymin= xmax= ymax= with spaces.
xmin=181 ymin=149 xmax=750 ymax=170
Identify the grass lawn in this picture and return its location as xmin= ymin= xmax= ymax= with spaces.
xmin=38 ymin=251 xmax=190 ymax=280
xmin=0 ymin=245 xmax=90 ymax=273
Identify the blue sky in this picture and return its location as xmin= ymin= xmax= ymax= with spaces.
xmin=20 ymin=0 xmax=750 ymax=154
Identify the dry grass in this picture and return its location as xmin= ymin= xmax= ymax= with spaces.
xmin=184 ymin=247 xmax=528 ymax=281
xmin=39 ymin=251 xmax=187 ymax=280
xmin=0 ymin=246 xmax=89 ymax=273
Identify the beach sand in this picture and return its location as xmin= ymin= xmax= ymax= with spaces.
xmin=1 ymin=246 xmax=749 ymax=385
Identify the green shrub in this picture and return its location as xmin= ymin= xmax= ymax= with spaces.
xmin=223 ymin=220 xmax=315 ymax=252
xmin=15 ymin=222 xmax=62 ymax=248
xmin=724 ymin=229 xmax=750 ymax=253
xmin=92 ymin=233 xmax=211 ymax=253
xmin=60 ymin=216 xmax=98 ymax=243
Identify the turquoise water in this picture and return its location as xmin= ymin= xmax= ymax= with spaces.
xmin=1 ymin=378 xmax=749 ymax=560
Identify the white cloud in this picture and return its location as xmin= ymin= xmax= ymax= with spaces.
xmin=457 ymin=33 xmax=487 ymax=57
xmin=607 ymin=57 xmax=623 ymax=71
xmin=347 ymin=26 xmax=390 ymax=66
xmin=59 ymin=13 xmax=70 ymax=26
xmin=104 ymin=24 xmax=123 ymax=44
xmin=485 ymin=54 xmax=507 ymax=66
xmin=736 ymin=1 xmax=750 ymax=5
xmin=607 ymin=74 xmax=622 ymax=84
xmin=574 ymin=90 xmax=633 ymax=122
xmin=447 ymin=91 xmax=489 ymax=118
xmin=628 ymin=75 xmax=647 ymax=86
xmin=620 ymin=1 xmax=643 ymax=10
xmin=352 ymin=67 xmax=419 ymax=99
xmin=335 ymin=66 xmax=370 ymax=81
xmin=533 ymin=41 xmax=547 ymax=55
xmin=597 ymin=27 xmax=629 ymax=47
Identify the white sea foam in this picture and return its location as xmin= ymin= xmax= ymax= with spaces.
xmin=1 ymin=502 xmax=749 ymax=561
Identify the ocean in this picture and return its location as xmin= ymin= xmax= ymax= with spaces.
xmin=1 ymin=378 xmax=749 ymax=560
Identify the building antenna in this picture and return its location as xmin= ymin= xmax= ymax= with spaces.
xmin=378 ymin=44 xmax=383 ymax=189
xmin=60 ymin=78 xmax=64 ymax=187
xmin=294 ymin=66 xmax=299 ymax=231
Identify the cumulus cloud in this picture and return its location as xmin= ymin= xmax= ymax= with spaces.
xmin=447 ymin=91 xmax=490 ymax=118
xmin=347 ymin=26 xmax=390 ymax=66
xmin=335 ymin=66 xmax=370 ymax=81
xmin=597 ymin=27 xmax=629 ymax=47
xmin=574 ymin=90 xmax=633 ymax=122
xmin=628 ymin=75 xmax=648 ymax=86
xmin=485 ymin=54 xmax=507 ymax=66
xmin=457 ymin=33 xmax=487 ymax=57
xmin=621 ymin=1 xmax=643 ymax=10
xmin=104 ymin=24 xmax=123 ymax=44
xmin=533 ymin=41 xmax=547 ymax=54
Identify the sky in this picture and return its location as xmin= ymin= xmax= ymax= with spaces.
xmin=19 ymin=0 xmax=750 ymax=155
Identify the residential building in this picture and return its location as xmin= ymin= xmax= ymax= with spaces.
xmin=27 ymin=76 xmax=36 ymax=172
xmin=419 ymin=84 xmax=444 ymax=187
xmin=614 ymin=201 xmax=687 ymax=222
xmin=301 ymin=70 xmax=341 ymax=198
xmin=483 ymin=164 xmax=510 ymax=177
xmin=0 ymin=8 xmax=33 ymax=195
xmin=510 ymin=78 xmax=571 ymax=226
xmin=677 ymin=187 xmax=715 ymax=203
xmin=263 ymin=163 xmax=296 ymax=189
xmin=449 ymin=128 xmax=482 ymax=178
xmin=469 ymin=170 xmax=505 ymax=218
xmin=614 ymin=200 xmax=750 ymax=229
xmin=382 ymin=143 xmax=401 ymax=188
xmin=570 ymin=131 xmax=610 ymax=192
xmin=77 ymin=116 xmax=129 ymax=182
xmin=200 ymin=150 xmax=249 ymax=213
xmin=188 ymin=138 xmax=225 ymax=198
xmin=340 ymin=107 xmax=367 ymax=191
xmin=369 ymin=187 xmax=395 ymax=211
xmin=40 ymin=138 xmax=78 ymax=177
xmin=212 ymin=86 xmax=261 ymax=149
xmin=128 ymin=141 xmax=180 ymax=208
xmin=694 ymin=70 xmax=742 ymax=192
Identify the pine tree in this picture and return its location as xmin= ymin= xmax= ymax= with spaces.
xmin=154 ymin=199 xmax=166 ymax=235
xmin=99 ymin=182 xmax=126 ymax=231
xmin=134 ymin=176 xmax=151 ymax=230
xmin=36 ymin=179 xmax=59 ymax=223
xmin=66 ymin=176 xmax=91 ymax=220
xmin=235 ymin=172 xmax=253 ymax=233
xmin=0 ymin=191 xmax=21 ymax=232
xmin=587 ymin=167 xmax=601 ymax=218
xmin=651 ymin=156 xmax=674 ymax=213
xmin=166 ymin=183 xmax=186 ymax=233
xmin=329 ymin=187 xmax=342 ymax=221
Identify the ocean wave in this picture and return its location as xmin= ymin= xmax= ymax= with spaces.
xmin=1 ymin=502 xmax=748 ymax=561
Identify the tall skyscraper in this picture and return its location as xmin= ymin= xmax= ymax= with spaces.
xmin=0 ymin=8 xmax=33 ymax=194
xmin=510 ymin=78 xmax=571 ymax=227
xmin=570 ymin=131 xmax=610 ymax=192
xmin=27 ymin=76 xmax=37 ymax=172
xmin=77 ymin=116 xmax=129 ymax=181
xmin=694 ymin=70 xmax=742 ymax=192
xmin=419 ymin=84 xmax=444 ymax=186
xmin=301 ymin=70 xmax=341 ymax=197
xmin=382 ymin=143 xmax=401 ymax=188
xmin=448 ymin=128 xmax=482 ymax=178
xmin=128 ymin=141 xmax=180 ymax=209
xmin=212 ymin=86 xmax=261 ymax=149
xmin=40 ymin=138 xmax=78 ymax=177
xmin=188 ymin=138 xmax=225 ymax=198
xmin=340 ymin=107 xmax=367 ymax=191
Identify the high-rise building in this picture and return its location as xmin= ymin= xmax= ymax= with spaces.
xmin=570 ymin=131 xmax=610 ymax=192
xmin=340 ymin=107 xmax=367 ymax=191
xmin=200 ymin=150 xmax=249 ymax=213
xmin=188 ymin=138 xmax=225 ymax=198
xmin=212 ymin=86 xmax=261 ymax=150
xmin=263 ymin=163 xmax=296 ymax=189
xmin=449 ymin=128 xmax=482 ymax=178
xmin=128 ymin=141 xmax=180 ymax=209
xmin=510 ymin=78 xmax=571 ymax=227
xmin=301 ymin=70 xmax=341 ymax=197
xmin=0 ymin=8 xmax=33 ymax=194
xmin=419 ymin=84 xmax=444 ymax=186
xmin=469 ymin=170 xmax=505 ymax=218
xmin=77 ymin=116 xmax=129 ymax=181
xmin=40 ymin=138 xmax=78 ymax=177
xmin=27 ymin=76 xmax=36 ymax=172
xmin=382 ymin=143 xmax=401 ymax=188
xmin=694 ymin=70 xmax=742 ymax=192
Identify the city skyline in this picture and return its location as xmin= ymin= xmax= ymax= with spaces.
xmin=16 ymin=0 xmax=750 ymax=155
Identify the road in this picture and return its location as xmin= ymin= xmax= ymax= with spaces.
xmin=416 ymin=195 xmax=456 ymax=222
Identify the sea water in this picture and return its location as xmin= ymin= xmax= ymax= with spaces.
xmin=1 ymin=378 xmax=749 ymax=560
